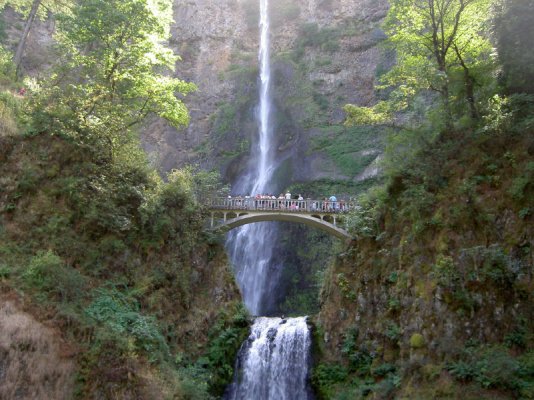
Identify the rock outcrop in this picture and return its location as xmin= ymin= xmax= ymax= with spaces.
xmin=142 ymin=0 xmax=389 ymax=190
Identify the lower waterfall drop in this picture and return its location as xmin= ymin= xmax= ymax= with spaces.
xmin=225 ymin=317 xmax=314 ymax=400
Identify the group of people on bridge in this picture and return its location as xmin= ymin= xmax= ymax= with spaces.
xmin=215 ymin=192 xmax=352 ymax=213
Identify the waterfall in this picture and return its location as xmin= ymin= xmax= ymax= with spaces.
xmin=225 ymin=1 xmax=314 ymax=398
xmin=225 ymin=317 xmax=314 ymax=400
xmin=226 ymin=0 xmax=279 ymax=316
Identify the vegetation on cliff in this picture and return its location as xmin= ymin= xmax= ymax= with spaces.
xmin=1 ymin=0 xmax=533 ymax=399
xmin=0 ymin=1 xmax=248 ymax=398
xmin=314 ymin=0 xmax=534 ymax=399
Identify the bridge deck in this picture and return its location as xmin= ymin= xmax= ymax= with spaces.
xmin=206 ymin=198 xmax=355 ymax=239
xmin=208 ymin=197 xmax=355 ymax=214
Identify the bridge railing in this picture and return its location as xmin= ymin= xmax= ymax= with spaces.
xmin=207 ymin=197 xmax=356 ymax=213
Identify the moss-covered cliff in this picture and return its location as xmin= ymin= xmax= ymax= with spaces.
xmin=142 ymin=0 xmax=389 ymax=193
xmin=0 ymin=131 xmax=248 ymax=399
xmin=314 ymin=120 xmax=534 ymax=399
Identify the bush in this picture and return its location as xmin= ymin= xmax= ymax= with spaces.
xmin=0 ymin=264 xmax=10 ymax=279
xmin=410 ymin=333 xmax=425 ymax=349
xmin=448 ymin=345 xmax=530 ymax=393
xmin=23 ymin=250 xmax=86 ymax=302
xmin=85 ymin=288 xmax=169 ymax=360
xmin=205 ymin=304 xmax=250 ymax=395
xmin=346 ymin=186 xmax=387 ymax=238
xmin=0 ymin=45 xmax=15 ymax=81
xmin=312 ymin=363 xmax=349 ymax=388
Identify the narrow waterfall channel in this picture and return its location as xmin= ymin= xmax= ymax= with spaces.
xmin=226 ymin=0 xmax=279 ymax=316
xmin=225 ymin=318 xmax=313 ymax=400
xmin=225 ymin=0 xmax=314 ymax=398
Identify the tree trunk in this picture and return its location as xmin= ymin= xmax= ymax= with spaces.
xmin=13 ymin=0 xmax=42 ymax=78
xmin=454 ymin=44 xmax=479 ymax=120
xmin=437 ymin=59 xmax=453 ymax=130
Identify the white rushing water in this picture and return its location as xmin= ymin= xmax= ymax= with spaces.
xmin=225 ymin=317 xmax=313 ymax=400
xmin=227 ymin=0 xmax=279 ymax=315
xmin=225 ymin=2 xmax=314 ymax=398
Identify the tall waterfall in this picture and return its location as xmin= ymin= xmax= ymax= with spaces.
xmin=225 ymin=317 xmax=314 ymax=400
xmin=225 ymin=1 xmax=314 ymax=398
xmin=226 ymin=0 xmax=279 ymax=316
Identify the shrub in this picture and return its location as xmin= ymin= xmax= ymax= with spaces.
xmin=0 ymin=264 xmax=10 ymax=279
xmin=448 ymin=345 xmax=530 ymax=393
xmin=410 ymin=333 xmax=425 ymax=349
xmin=385 ymin=322 xmax=401 ymax=342
xmin=85 ymin=288 xmax=169 ymax=360
xmin=346 ymin=186 xmax=387 ymax=238
xmin=0 ymin=45 xmax=15 ymax=81
xmin=371 ymin=363 xmax=397 ymax=377
xmin=312 ymin=363 xmax=349 ymax=388
xmin=205 ymin=304 xmax=250 ymax=395
xmin=23 ymin=250 xmax=86 ymax=302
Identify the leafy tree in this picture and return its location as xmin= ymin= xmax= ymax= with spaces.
xmin=0 ymin=0 xmax=73 ymax=76
xmin=30 ymin=0 xmax=196 ymax=160
xmin=345 ymin=0 xmax=494 ymax=128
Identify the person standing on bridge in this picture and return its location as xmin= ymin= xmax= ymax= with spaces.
xmin=329 ymin=195 xmax=337 ymax=211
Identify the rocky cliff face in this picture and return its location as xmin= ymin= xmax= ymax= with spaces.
xmin=2 ymin=0 xmax=389 ymax=191
xmin=143 ymin=0 xmax=389 ymax=193
xmin=314 ymin=128 xmax=534 ymax=398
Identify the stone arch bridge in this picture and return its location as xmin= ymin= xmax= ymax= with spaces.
xmin=206 ymin=197 xmax=355 ymax=239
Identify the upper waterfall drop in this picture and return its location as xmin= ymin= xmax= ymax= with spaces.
xmin=226 ymin=0 xmax=280 ymax=316
xmin=253 ymin=0 xmax=274 ymax=194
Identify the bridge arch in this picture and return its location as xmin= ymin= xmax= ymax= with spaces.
xmin=210 ymin=212 xmax=351 ymax=240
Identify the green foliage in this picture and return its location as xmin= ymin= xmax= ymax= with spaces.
xmin=0 ymin=0 xmax=71 ymax=20
xmin=294 ymin=23 xmax=341 ymax=56
xmin=314 ymin=327 xmax=401 ymax=399
xmin=138 ymin=167 xmax=214 ymax=253
xmin=204 ymin=304 xmax=249 ymax=396
xmin=336 ymin=273 xmax=356 ymax=301
xmin=0 ymin=48 xmax=21 ymax=136
xmin=505 ymin=326 xmax=528 ymax=349
xmin=346 ymin=0 xmax=496 ymax=128
xmin=432 ymin=254 xmax=458 ymax=287
xmin=462 ymin=245 xmax=519 ymax=286
xmin=0 ymin=45 xmax=15 ymax=80
xmin=371 ymin=363 xmax=397 ymax=378
xmin=346 ymin=186 xmax=387 ymax=238
xmin=0 ymin=263 xmax=11 ymax=279
xmin=175 ymin=363 xmax=214 ymax=400
xmin=312 ymin=363 xmax=349 ymax=391
xmin=385 ymin=322 xmax=401 ymax=342
xmin=448 ymin=345 xmax=532 ymax=393
xmin=214 ymin=102 xmax=238 ymax=137
xmin=23 ymin=250 xmax=86 ymax=302
xmin=85 ymin=287 xmax=169 ymax=360
xmin=410 ymin=333 xmax=425 ymax=349
xmin=509 ymin=161 xmax=534 ymax=201
xmin=342 ymin=332 xmax=373 ymax=374
xmin=30 ymin=0 xmax=195 ymax=158
xmin=343 ymin=101 xmax=391 ymax=126
xmin=310 ymin=124 xmax=384 ymax=177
